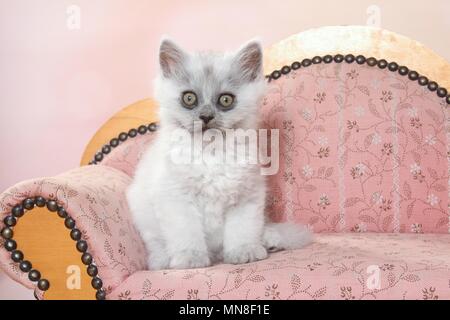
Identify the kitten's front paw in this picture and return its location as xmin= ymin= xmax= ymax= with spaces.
xmin=224 ymin=244 xmax=268 ymax=264
xmin=169 ymin=250 xmax=211 ymax=269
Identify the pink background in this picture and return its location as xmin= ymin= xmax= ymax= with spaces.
xmin=0 ymin=0 xmax=449 ymax=300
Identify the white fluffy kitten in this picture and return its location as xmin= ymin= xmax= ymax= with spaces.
xmin=127 ymin=39 xmax=311 ymax=270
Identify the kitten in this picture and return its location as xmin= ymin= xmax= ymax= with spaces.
xmin=127 ymin=39 xmax=311 ymax=270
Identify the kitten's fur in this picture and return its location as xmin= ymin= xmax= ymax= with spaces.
xmin=127 ymin=39 xmax=311 ymax=270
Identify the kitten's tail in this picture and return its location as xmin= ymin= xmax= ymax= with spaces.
xmin=263 ymin=222 xmax=312 ymax=252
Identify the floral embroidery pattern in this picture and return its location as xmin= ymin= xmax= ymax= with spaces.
xmin=0 ymin=165 xmax=148 ymax=293
xmin=106 ymin=233 xmax=450 ymax=300
xmin=260 ymin=63 xmax=449 ymax=233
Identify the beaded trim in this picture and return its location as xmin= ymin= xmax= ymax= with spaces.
xmin=1 ymin=198 xmax=106 ymax=300
xmin=90 ymin=56 xmax=449 ymax=165
xmin=265 ymin=54 xmax=450 ymax=104
xmin=88 ymin=122 xmax=159 ymax=165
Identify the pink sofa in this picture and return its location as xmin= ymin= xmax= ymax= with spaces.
xmin=1 ymin=28 xmax=450 ymax=300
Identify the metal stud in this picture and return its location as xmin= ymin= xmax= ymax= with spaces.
xmin=333 ymin=54 xmax=344 ymax=63
xmin=96 ymin=289 xmax=106 ymax=300
xmin=398 ymin=66 xmax=409 ymax=76
xmin=388 ymin=62 xmax=398 ymax=72
xmin=323 ymin=55 xmax=333 ymax=63
xmin=28 ymin=269 xmax=41 ymax=282
xmin=81 ymin=252 xmax=93 ymax=265
xmin=118 ymin=132 xmax=128 ymax=141
xmin=355 ymin=55 xmax=366 ymax=64
xmin=35 ymin=197 xmax=46 ymax=208
xmin=418 ymin=76 xmax=428 ymax=86
xmin=76 ymin=240 xmax=88 ymax=253
xmin=4 ymin=239 xmax=17 ymax=251
xmin=22 ymin=198 xmax=35 ymax=210
xmin=128 ymin=128 xmax=138 ymax=138
xmin=428 ymin=81 xmax=438 ymax=91
xmin=148 ymin=123 xmax=158 ymax=132
xmin=109 ymin=138 xmax=119 ymax=148
xmin=87 ymin=264 xmax=98 ymax=277
xmin=138 ymin=125 xmax=148 ymax=135
xmin=312 ymin=56 xmax=322 ymax=64
xmin=446 ymin=95 xmax=450 ymax=105
xmin=302 ymin=59 xmax=312 ymax=67
xmin=271 ymin=70 xmax=281 ymax=80
xmin=408 ymin=70 xmax=419 ymax=81
xmin=291 ymin=61 xmax=301 ymax=69
xmin=46 ymin=200 xmax=58 ymax=212
xmin=301 ymin=58 xmax=312 ymax=67
xmin=12 ymin=205 xmax=24 ymax=218
xmin=91 ymin=277 xmax=103 ymax=289
xmin=19 ymin=260 xmax=32 ymax=272
xmin=280 ymin=66 xmax=291 ymax=74
xmin=94 ymin=152 xmax=103 ymax=162
xmin=377 ymin=59 xmax=388 ymax=69
xmin=64 ymin=217 xmax=76 ymax=229
xmin=3 ymin=215 xmax=16 ymax=227
xmin=57 ymin=207 xmax=67 ymax=219
xmin=344 ymin=54 xmax=355 ymax=63
xmin=11 ymin=250 xmax=24 ymax=262
xmin=436 ymin=87 xmax=447 ymax=98
xmin=70 ymin=228 xmax=82 ymax=241
xmin=1 ymin=227 xmax=13 ymax=239
xmin=37 ymin=279 xmax=50 ymax=291
xmin=366 ymin=57 xmax=377 ymax=67
xmin=102 ymin=145 xmax=111 ymax=154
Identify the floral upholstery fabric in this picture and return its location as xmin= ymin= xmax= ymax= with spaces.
xmin=108 ymin=233 xmax=450 ymax=300
xmin=0 ymin=165 xmax=148 ymax=294
xmin=102 ymin=133 xmax=157 ymax=177
xmin=260 ymin=63 xmax=449 ymax=233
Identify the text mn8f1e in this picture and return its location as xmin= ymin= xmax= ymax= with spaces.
xmin=179 ymin=304 xmax=270 ymax=317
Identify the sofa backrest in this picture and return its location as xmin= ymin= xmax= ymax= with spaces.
xmin=262 ymin=57 xmax=449 ymax=233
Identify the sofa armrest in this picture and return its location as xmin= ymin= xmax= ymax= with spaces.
xmin=0 ymin=165 xmax=147 ymax=299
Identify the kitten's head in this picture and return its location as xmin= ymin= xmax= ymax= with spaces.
xmin=154 ymin=38 xmax=266 ymax=132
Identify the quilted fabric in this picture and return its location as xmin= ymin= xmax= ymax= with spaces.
xmin=108 ymin=233 xmax=450 ymax=300
xmin=0 ymin=165 xmax=148 ymax=294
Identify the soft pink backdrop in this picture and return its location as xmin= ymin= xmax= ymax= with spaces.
xmin=0 ymin=0 xmax=449 ymax=300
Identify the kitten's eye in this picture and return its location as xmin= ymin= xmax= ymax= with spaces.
xmin=218 ymin=94 xmax=234 ymax=108
xmin=182 ymin=91 xmax=197 ymax=108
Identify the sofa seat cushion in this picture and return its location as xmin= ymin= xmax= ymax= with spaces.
xmin=108 ymin=233 xmax=450 ymax=300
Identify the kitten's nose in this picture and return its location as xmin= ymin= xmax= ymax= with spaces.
xmin=199 ymin=115 xmax=214 ymax=124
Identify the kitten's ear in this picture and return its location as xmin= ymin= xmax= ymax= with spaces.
xmin=234 ymin=40 xmax=263 ymax=82
xmin=159 ymin=38 xmax=187 ymax=78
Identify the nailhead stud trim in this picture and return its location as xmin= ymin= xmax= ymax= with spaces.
xmin=1 ymin=197 xmax=106 ymax=299
xmin=265 ymin=54 xmax=449 ymax=105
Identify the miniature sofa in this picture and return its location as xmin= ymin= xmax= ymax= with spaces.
xmin=1 ymin=26 xmax=449 ymax=300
